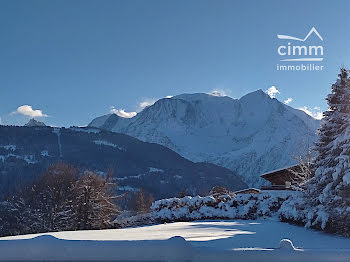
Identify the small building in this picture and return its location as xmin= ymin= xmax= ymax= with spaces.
xmin=234 ymin=188 xmax=261 ymax=195
xmin=260 ymin=165 xmax=301 ymax=190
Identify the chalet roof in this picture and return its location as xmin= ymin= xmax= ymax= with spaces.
xmin=260 ymin=165 xmax=301 ymax=185
xmin=260 ymin=164 xmax=299 ymax=177
xmin=234 ymin=188 xmax=261 ymax=194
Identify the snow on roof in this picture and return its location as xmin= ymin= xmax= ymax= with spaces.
xmin=234 ymin=188 xmax=261 ymax=194
xmin=260 ymin=164 xmax=299 ymax=177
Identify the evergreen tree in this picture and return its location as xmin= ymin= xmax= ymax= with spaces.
xmin=307 ymin=68 xmax=350 ymax=234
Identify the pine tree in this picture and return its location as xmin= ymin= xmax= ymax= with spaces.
xmin=307 ymin=68 xmax=350 ymax=234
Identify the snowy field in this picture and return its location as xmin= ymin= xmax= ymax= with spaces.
xmin=2 ymin=219 xmax=350 ymax=250
xmin=1 ymin=220 xmax=350 ymax=261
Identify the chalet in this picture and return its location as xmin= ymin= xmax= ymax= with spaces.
xmin=260 ymin=165 xmax=301 ymax=190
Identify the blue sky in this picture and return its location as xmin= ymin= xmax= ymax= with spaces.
xmin=1 ymin=0 xmax=350 ymax=126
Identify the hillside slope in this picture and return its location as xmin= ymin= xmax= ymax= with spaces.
xmin=0 ymin=126 xmax=246 ymax=199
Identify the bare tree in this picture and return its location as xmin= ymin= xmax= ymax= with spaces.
xmin=0 ymin=163 xmax=79 ymax=236
xmin=75 ymin=171 xmax=120 ymax=230
xmin=178 ymin=189 xmax=187 ymax=198
xmin=130 ymin=189 xmax=154 ymax=213
xmin=209 ymin=185 xmax=234 ymax=196
xmin=289 ymin=147 xmax=314 ymax=188
xmin=35 ymin=163 xmax=79 ymax=231
xmin=1 ymin=164 xmax=124 ymax=236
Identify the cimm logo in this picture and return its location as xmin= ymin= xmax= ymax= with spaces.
xmin=276 ymin=27 xmax=324 ymax=71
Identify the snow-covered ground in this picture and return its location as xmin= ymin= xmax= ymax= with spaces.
xmin=2 ymin=220 xmax=350 ymax=262
xmin=2 ymin=220 xmax=350 ymax=250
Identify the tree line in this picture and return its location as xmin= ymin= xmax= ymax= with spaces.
xmin=0 ymin=163 xmax=154 ymax=237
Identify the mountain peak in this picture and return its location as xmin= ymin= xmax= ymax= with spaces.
xmin=172 ymin=90 xmax=270 ymax=103
xmin=100 ymin=113 xmax=122 ymax=130
xmin=171 ymin=93 xmax=234 ymax=105
xmin=25 ymin=118 xmax=46 ymax=127
xmin=240 ymin=89 xmax=269 ymax=100
xmin=173 ymin=93 xmax=214 ymax=100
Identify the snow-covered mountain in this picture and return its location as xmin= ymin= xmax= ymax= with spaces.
xmin=89 ymin=90 xmax=320 ymax=186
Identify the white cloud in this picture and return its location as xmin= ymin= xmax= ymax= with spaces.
xmin=139 ymin=99 xmax=157 ymax=110
xmin=313 ymin=112 xmax=324 ymax=120
xmin=298 ymin=106 xmax=323 ymax=120
xmin=111 ymin=96 xmax=171 ymax=117
xmin=138 ymin=95 xmax=175 ymax=110
xmin=265 ymin=86 xmax=280 ymax=98
xmin=0 ymin=117 xmax=2 ymax=125
xmin=284 ymin=98 xmax=293 ymax=104
xmin=14 ymin=105 xmax=48 ymax=118
xmin=208 ymin=89 xmax=227 ymax=97
xmin=110 ymin=107 xmax=137 ymax=118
